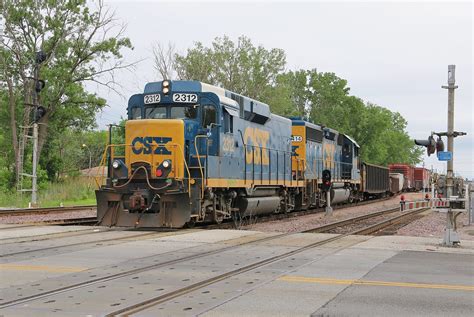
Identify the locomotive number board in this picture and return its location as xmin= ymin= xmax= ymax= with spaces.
xmin=144 ymin=94 xmax=161 ymax=105
xmin=173 ymin=93 xmax=198 ymax=103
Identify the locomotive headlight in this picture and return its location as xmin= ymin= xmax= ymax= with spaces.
xmin=162 ymin=160 xmax=170 ymax=168
xmin=162 ymin=80 xmax=170 ymax=88
xmin=162 ymin=87 xmax=169 ymax=94
xmin=112 ymin=160 xmax=120 ymax=169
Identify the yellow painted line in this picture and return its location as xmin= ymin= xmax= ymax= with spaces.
xmin=278 ymin=276 xmax=474 ymax=292
xmin=0 ymin=264 xmax=87 ymax=273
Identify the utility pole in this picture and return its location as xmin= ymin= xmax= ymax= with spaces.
xmin=441 ymin=65 xmax=458 ymax=198
xmin=414 ymin=65 xmax=467 ymax=246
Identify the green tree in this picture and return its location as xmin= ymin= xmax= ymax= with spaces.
xmin=1 ymin=0 xmax=133 ymax=186
xmin=172 ymin=35 xmax=286 ymax=100
xmin=154 ymin=35 xmax=422 ymax=166
xmin=262 ymin=70 xmax=311 ymax=117
xmin=306 ymin=71 xmax=422 ymax=165
xmin=42 ymin=129 xmax=108 ymax=180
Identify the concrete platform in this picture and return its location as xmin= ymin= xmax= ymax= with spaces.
xmin=0 ymin=224 xmax=473 ymax=316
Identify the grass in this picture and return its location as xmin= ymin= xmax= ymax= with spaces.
xmin=0 ymin=176 xmax=98 ymax=208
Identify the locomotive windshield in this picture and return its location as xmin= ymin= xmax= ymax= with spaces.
xmin=145 ymin=106 xmax=166 ymax=119
xmin=143 ymin=105 xmax=198 ymax=119
xmin=170 ymin=105 xmax=198 ymax=119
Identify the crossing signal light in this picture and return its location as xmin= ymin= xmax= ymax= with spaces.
xmin=322 ymin=170 xmax=331 ymax=191
xmin=35 ymin=51 xmax=48 ymax=64
xmin=35 ymin=79 xmax=46 ymax=93
xmin=436 ymin=137 xmax=444 ymax=153
xmin=414 ymin=135 xmax=436 ymax=156
xmin=34 ymin=106 xmax=46 ymax=122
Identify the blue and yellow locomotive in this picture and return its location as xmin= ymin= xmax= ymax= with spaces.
xmin=96 ymin=80 xmax=370 ymax=228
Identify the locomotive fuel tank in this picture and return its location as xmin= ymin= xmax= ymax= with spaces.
xmin=330 ymin=188 xmax=351 ymax=204
xmin=236 ymin=196 xmax=281 ymax=216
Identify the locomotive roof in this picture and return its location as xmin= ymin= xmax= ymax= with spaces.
xmin=143 ymin=81 xmax=240 ymax=108
xmin=290 ymin=118 xmax=360 ymax=148
xmin=142 ymin=80 xmax=290 ymax=125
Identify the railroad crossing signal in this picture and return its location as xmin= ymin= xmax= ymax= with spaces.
xmin=435 ymin=137 xmax=444 ymax=152
xmin=415 ymin=134 xmax=447 ymax=157
xmin=414 ymin=135 xmax=436 ymax=156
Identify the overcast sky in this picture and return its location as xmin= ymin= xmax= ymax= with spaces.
xmin=94 ymin=0 xmax=473 ymax=179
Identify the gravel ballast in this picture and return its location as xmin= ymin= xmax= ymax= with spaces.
xmin=243 ymin=193 xmax=423 ymax=233
xmin=243 ymin=192 xmax=474 ymax=241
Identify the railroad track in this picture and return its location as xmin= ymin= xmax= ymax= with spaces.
xmin=303 ymin=206 xmax=430 ymax=235
xmin=0 ymin=205 xmax=96 ymax=217
xmin=106 ymin=207 xmax=431 ymax=316
xmin=0 ymin=205 xmax=97 ymax=227
xmin=0 ymin=196 xmax=390 ymax=228
xmin=0 ymin=205 xmax=429 ymax=313
xmin=207 ymin=196 xmax=393 ymax=229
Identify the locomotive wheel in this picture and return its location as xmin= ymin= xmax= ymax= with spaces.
xmin=185 ymin=219 xmax=196 ymax=228
xmin=213 ymin=210 xmax=224 ymax=224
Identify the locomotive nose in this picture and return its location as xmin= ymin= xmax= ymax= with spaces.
xmin=125 ymin=119 xmax=185 ymax=179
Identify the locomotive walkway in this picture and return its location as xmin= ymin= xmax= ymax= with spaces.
xmin=0 ymin=225 xmax=472 ymax=316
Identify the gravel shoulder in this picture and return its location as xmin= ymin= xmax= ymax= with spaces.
xmin=396 ymin=210 xmax=474 ymax=241
xmin=0 ymin=210 xmax=96 ymax=224
xmin=243 ymin=193 xmax=424 ymax=233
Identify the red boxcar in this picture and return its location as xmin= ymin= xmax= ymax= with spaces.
xmin=414 ymin=167 xmax=431 ymax=191
xmin=389 ymin=164 xmax=415 ymax=191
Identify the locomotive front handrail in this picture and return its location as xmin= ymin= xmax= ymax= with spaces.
xmin=97 ymin=143 xmax=193 ymax=199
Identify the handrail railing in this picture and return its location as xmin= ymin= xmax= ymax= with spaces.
xmin=301 ymin=157 xmax=356 ymax=181
xmin=95 ymin=143 xmax=193 ymax=199
xmin=193 ymin=135 xmax=208 ymax=200
xmin=243 ymin=144 xmax=299 ymax=187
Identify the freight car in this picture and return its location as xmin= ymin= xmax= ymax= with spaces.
xmin=389 ymin=163 xmax=415 ymax=191
xmin=361 ymin=163 xmax=390 ymax=198
xmin=389 ymin=173 xmax=404 ymax=194
xmin=96 ymin=80 xmax=396 ymax=228
xmin=414 ymin=167 xmax=431 ymax=191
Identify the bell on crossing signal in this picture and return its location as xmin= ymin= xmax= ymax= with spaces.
xmin=414 ymin=135 xmax=436 ymax=156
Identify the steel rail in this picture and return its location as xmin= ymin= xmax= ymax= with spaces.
xmin=351 ymin=208 xmax=429 ymax=235
xmin=0 ymin=230 xmax=297 ymax=309
xmin=303 ymin=206 xmax=400 ymax=233
xmin=0 ymin=205 xmax=97 ymax=217
xmin=207 ymin=196 xmax=393 ymax=230
xmin=0 ymin=231 xmax=166 ymax=258
xmin=0 ymin=216 xmax=98 ymax=231
xmin=108 ymin=207 xmax=431 ymax=316
xmin=0 ymin=205 xmax=428 ymax=311
xmin=32 ymin=216 xmax=98 ymax=226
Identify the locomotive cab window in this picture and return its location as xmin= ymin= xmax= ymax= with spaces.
xmin=170 ymin=105 xmax=198 ymax=119
xmin=131 ymin=107 xmax=142 ymax=120
xmin=343 ymin=144 xmax=351 ymax=158
xmin=145 ymin=106 xmax=166 ymax=119
xmin=202 ymin=105 xmax=216 ymax=127
xmin=223 ymin=111 xmax=233 ymax=133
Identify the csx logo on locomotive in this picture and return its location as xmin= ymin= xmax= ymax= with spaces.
xmin=244 ymin=127 xmax=270 ymax=165
xmin=131 ymin=136 xmax=172 ymax=155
